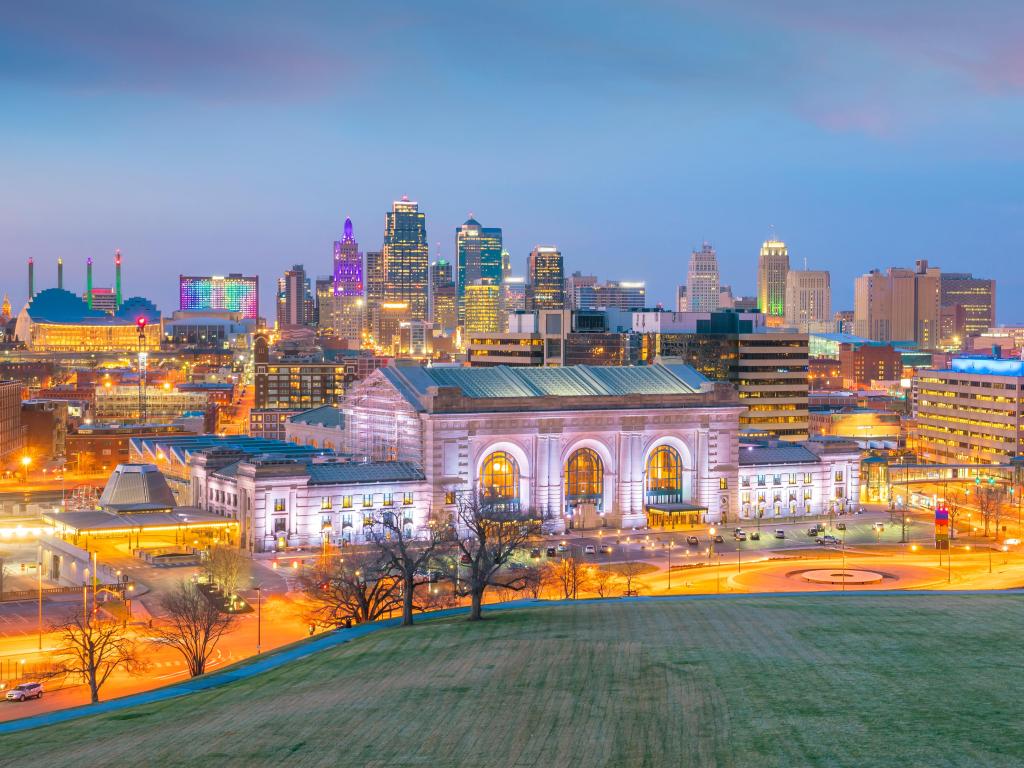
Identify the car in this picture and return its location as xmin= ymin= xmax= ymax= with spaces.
xmin=584 ymin=544 xmax=596 ymax=555
xmin=713 ymin=535 xmax=724 ymax=544
xmin=774 ymin=529 xmax=786 ymax=539
xmin=556 ymin=543 xmax=569 ymax=553
xmin=546 ymin=547 xmax=557 ymax=557
xmin=807 ymin=528 xmax=819 ymax=537
xmin=816 ymin=535 xmax=840 ymax=546
xmin=686 ymin=536 xmax=700 ymax=546
xmin=6 ymin=682 xmax=42 ymax=701
xmin=733 ymin=528 xmax=745 ymax=534
xmin=600 ymin=544 xmax=614 ymax=554
xmin=750 ymin=531 xmax=760 ymax=541
xmin=1005 ymin=538 xmax=1021 ymax=546
xmin=734 ymin=531 xmax=747 ymax=541
xmin=530 ymin=548 xmax=541 ymax=559
xmin=836 ymin=522 xmax=846 ymax=531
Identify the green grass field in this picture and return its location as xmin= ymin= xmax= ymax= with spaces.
xmin=6 ymin=594 xmax=1024 ymax=768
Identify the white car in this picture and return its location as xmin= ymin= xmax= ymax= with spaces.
xmin=6 ymin=682 xmax=42 ymax=701
xmin=583 ymin=544 xmax=596 ymax=555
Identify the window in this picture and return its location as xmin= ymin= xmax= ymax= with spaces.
xmin=274 ymin=499 xmax=285 ymax=512
xmin=273 ymin=517 xmax=287 ymax=533
xmin=835 ymin=486 xmax=845 ymax=499
xmin=363 ymin=494 xmax=373 ymax=508
xmin=566 ymin=448 xmax=603 ymax=499
xmin=403 ymin=493 xmax=414 ymax=506
xmin=741 ymin=491 xmax=751 ymax=504
xmin=383 ymin=493 xmax=393 ymax=507
xmin=647 ymin=446 xmax=683 ymax=496
xmin=719 ymin=477 xmax=728 ymax=490
xmin=321 ymin=497 xmax=331 ymax=510
xmin=804 ymin=488 xmax=813 ymax=500
xmin=445 ymin=491 xmax=456 ymax=505
xmin=773 ymin=475 xmax=782 ymax=486
xmin=741 ymin=476 xmax=750 ymax=488
xmin=757 ymin=491 xmax=766 ymax=503
xmin=788 ymin=474 xmax=797 ymax=485
xmin=342 ymin=496 xmax=352 ymax=509
xmin=804 ymin=473 xmax=813 ymax=484
xmin=480 ymin=451 xmax=520 ymax=501
xmin=341 ymin=514 xmax=353 ymax=528
xmin=757 ymin=475 xmax=766 ymax=487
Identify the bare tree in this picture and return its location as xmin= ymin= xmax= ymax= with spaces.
xmin=453 ymin=490 xmax=538 ymax=620
xmin=149 ymin=580 xmax=237 ymax=677
xmin=519 ymin=566 xmax=544 ymax=599
xmin=619 ymin=560 xmax=646 ymax=596
xmin=300 ymin=551 xmax=401 ymax=627
xmin=947 ymin=488 xmax=963 ymax=540
xmin=369 ymin=509 xmax=446 ymax=626
xmin=543 ymin=556 xmax=591 ymax=600
xmin=591 ymin=567 xmax=619 ymax=598
xmin=52 ymin=609 xmax=145 ymax=703
xmin=206 ymin=544 xmax=246 ymax=600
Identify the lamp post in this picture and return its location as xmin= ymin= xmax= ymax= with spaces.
xmin=21 ymin=454 xmax=30 ymax=484
xmin=37 ymin=544 xmax=43 ymax=651
xmin=255 ymin=584 xmax=263 ymax=655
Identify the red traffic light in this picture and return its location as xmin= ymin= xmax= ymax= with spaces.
xmin=136 ymin=316 xmax=147 ymax=329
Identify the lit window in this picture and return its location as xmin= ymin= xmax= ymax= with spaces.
xmin=274 ymin=499 xmax=285 ymax=512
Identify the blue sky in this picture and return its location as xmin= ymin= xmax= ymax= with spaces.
xmin=1 ymin=1 xmax=1022 ymax=318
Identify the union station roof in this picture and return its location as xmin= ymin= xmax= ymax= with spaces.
xmin=380 ymin=364 xmax=716 ymax=412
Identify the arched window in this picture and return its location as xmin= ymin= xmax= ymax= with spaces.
xmin=479 ymin=451 xmax=520 ymax=503
xmin=566 ymin=448 xmax=603 ymax=500
xmin=647 ymin=445 xmax=683 ymax=501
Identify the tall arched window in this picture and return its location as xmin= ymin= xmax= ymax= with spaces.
xmin=566 ymin=448 xmax=603 ymax=501
xmin=480 ymin=451 xmax=520 ymax=503
xmin=647 ymin=445 xmax=683 ymax=502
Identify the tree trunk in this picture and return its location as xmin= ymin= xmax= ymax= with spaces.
xmin=469 ymin=588 xmax=483 ymax=621
xmin=89 ymin=677 xmax=99 ymax=703
xmin=402 ymin=574 xmax=415 ymax=626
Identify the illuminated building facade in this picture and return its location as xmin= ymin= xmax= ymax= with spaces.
xmin=333 ymin=217 xmax=364 ymax=298
xmin=854 ymin=260 xmax=940 ymax=348
xmin=429 ymin=260 xmax=457 ymax=334
xmin=526 ymin=246 xmax=565 ymax=311
xmin=14 ymin=288 xmax=160 ymax=352
xmin=0 ymin=380 xmax=25 ymax=462
xmin=455 ymin=217 xmax=502 ymax=322
xmin=914 ymin=357 xmax=1024 ymax=465
xmin=179 ymin=274 xmax=259 ymax=320
xmin=464 ymin=280 xmax=502 ymax=335
xmin=757 ymin=239 xmax=789 ymax=318
xmin=940 ymin=272 xmax=995 ymax=338
xmin=94 ymin=385 xmax=210 ymax=424
xmin=277 ymin=265 xmax=314 ymax=328
xmin=687 ymin=242 xmax=720 ymax=312
xmin=575 ymin=280 xmax=646 ymax=312
xmin=502 ymin=276 xmax=527 ymax=316
xmin=383 ymin=197 xmax=429 ymax=321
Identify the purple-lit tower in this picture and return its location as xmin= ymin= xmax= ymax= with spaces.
xmin=332 ymin=217 xmax=363 ymax=297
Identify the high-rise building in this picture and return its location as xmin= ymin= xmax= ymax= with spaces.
xmin=834 ymin=310 xmax=854 ymax=335
xmin=383 ymin=197 xmax=429 ymax=321
xmin=940 ymin=272 xmax=995 ymax=337
xmin=565 ymin=272 xmax=598 ymax=310
xmin=784 ymin=270 xmax=831 ymax=333
xmin=319 ymin=218 xmax=366 ymax=343
xmin=526 ymin=246 xmax=565 ymax=311
xmin=455 ymin=217 xmax=502 ymax=322
xmin=687 ymin=242 xmax=720 ymax=312
xmin=575 ymin=281 xmax=647 ymax=311
xmin=179 ymin=274 xmax=260 ymax=320
xmin=277 ymin=265 xmax=313 ymax=328
xmin=429 ymin=259 xmax=457 ymax=334
xmin=464 ymin=280 xmax=502 ymax=335
xmin=333 ymin=217 xmax=364 ymax=299
xmin=757 ymin=238 xmax=789 ymax=319
xmin=502 ymin=277 xmax=527 ymax=317
xmin=854 ymin=260 xmax=940 ymax=347
xmin=0 ymin=380 xmax=25 ymax=463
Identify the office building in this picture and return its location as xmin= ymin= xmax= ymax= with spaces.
xmin=834 ymin=310 xmax=855 ymax=335
xmin=854 ymin=260 xmax=940 ymax=347
xmin=383 ymin=197 xmax=429 ymax=321
xmin=687 ymin=242 xmax=720 ymax=312
xmin=332 ymin=217 xmax=364 ymax=299
xmin=757 ymin=238 xmax=789 ymax=319
xmin=839 ymin=343 xmax=903 ymax=388
xmin=526 ymin=246 xmax=565 ymax=311
xmin=501 ymin=276 xmax=527 ymax=316
xmin=94 ymin=385 xmax=211 ymax=425
xmin=179 ymin=274 xmax=259 ymax=321
xmin=575 ymin=281 xmax=647 ymax=312
xmin=455 ymin=217 xmax=502 ymax=322
xmin=464 ymin=280 xmax=502 ymax=335
xmin=161 ymin=309 xmax=251 ymax=349
xmin=565 ymin=272 xmax=598 ymax=310
xmin=940 ymin=272 xmax=995 ymax=338
xmin=784 ymin=270 xmax=831 ymax=333
xmin=0 ymin=380 xmax=24 ymax=463
xmin=277 ymin=265 xmax=313 ymax=328
xmin=429 ymin=260 xmax=457 ymax=334
xmin=914 ymin=357 xmax=1024 ymax=465
xmin=652 ymin=313 xmax=809 ymax=441
xmin=253 ymin=334 xmax=349 ymax=412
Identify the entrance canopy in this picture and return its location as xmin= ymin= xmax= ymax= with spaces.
xmin=43 ymin=507 xmax=237 ymax=537
xmin=646 ymin=501 xmax=707 ymax=529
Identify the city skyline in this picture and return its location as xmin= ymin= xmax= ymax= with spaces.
xmin=2 ymin=3 xmax=1021 ymax=318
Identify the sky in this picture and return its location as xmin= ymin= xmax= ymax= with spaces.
xmin=1 ymin=1 xmax=1023 ymax=319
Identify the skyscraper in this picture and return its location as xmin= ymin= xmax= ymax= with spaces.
xmin=383 ymin=196 xmax=429 ymax=321
xmin=687 ymin=242 xmax=720 ymax=312
xmin=333 ymin=217 xmax=364 ymax=298
xmin=277 ymin=264 xmax=313 ymax=328
xmin=757 ymin=238 xmax=789 ymax=319
xmin=854 ymin=260 xmax=940 ymax=347
xmin=784 ymin=270 xmax=831 ymax=333
xmin=179 ymin=274 xmax=259 ymax=320
xmin=320 ymin=217 xmax=366 ymax=343
xmin=429 ymin=259 xmax=457 ymax=334
xmin=455 ymin=217 xmax=503 ymax=323
xmin=464 ymin=280 xmax=502 ymax=335
xmin=526 ymin=246 xmax=565 ymax=311
xmin=940 ymin=272 xmax=996 ymax=337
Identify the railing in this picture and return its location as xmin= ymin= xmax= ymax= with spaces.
xmin=0 ymin=582 xmax=127 ymax=603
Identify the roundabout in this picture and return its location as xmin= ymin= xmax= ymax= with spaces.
xmin=795 ymin=568 xmax=887 ymax=585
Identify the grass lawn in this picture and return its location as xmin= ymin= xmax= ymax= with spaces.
xmin=5 ymin=594 xmax=1024 ymax=768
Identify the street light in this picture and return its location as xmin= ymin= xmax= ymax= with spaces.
xmin=20 ymin=455 xmax=31 ymax=483
xmin=254 ymin=584 xmax=263 ymax=654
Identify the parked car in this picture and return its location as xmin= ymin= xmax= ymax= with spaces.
xmin=530 ymin=548 xmax=541 ymax=559
xmin=686 ymin=536 xmax=700 ymax=546
xmin=734 ymin=531 xmax=747 ymax=541
xmin=6 ymin=682 xmax=42 ymax=701
xmin=546 ymin=547 xmax=557 ymax=557
xmin=774 ymin=529 xmax=786 ymax=539
xmin=584 ymin=544 xmax=596 ymax=555
xmin=836 ymin=522 xmax=847 ymax=531
xmin=750 ymin=531 xmax=760 ymax=541
xmin=556 ymin=543 xmax=569 ymax=553
xmin=807 ymin=528 xmax=819 ymax=537
xmin=600 ymin=544 xmax=614 ymax=554
xmin=713 ymin=534 xmax=724 ymax=544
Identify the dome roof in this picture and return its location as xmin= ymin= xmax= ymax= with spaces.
xmin=115 ymin=296 xmax=161 ymax=323
xmin=26 ymin=288 xmax=108 ymax=323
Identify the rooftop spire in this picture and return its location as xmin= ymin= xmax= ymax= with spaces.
xmin=343 ymin=217 xmax=353 ymax=241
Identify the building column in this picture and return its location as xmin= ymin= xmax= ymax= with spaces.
xmin=535 ymin=435 xmax=550 ymax=519
xmin=617 ymin=432 xmax=632 ymax=517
